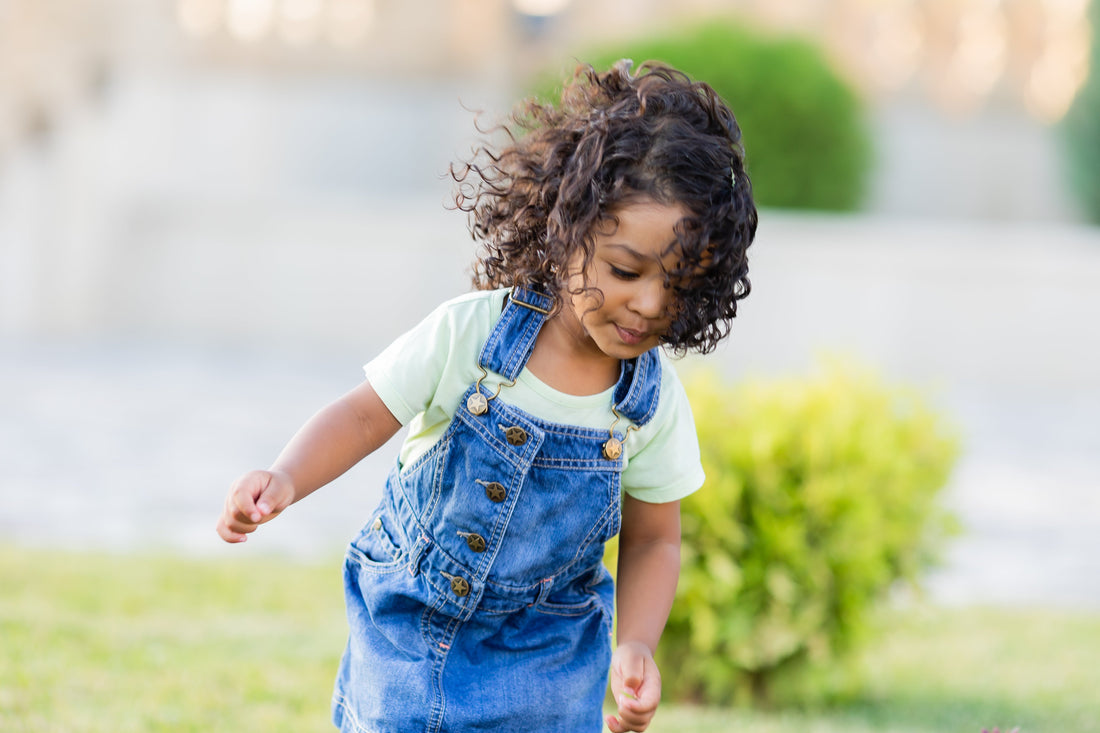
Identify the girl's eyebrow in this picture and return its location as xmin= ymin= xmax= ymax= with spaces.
xmin=604 ymin=242 xmax=680 ymax=264
xmin=602 ymin=243 xmax=647 ymax=260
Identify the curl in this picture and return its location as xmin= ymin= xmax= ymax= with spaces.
xmin=451 ymin=59 xmax=758 ymax=354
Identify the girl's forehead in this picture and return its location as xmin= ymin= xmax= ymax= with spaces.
xmin=589 ymin=202 xmax=690 ymax=268
xmin=591 ymin=199 xmax=715 ymax=277
xmin=596 ymin=199 xmax=688 ymax=238
xmin=609 ymin=197 xmax=689 ymax=221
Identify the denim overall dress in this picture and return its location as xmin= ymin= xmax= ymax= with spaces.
xmin=332 ymin=287 xmax=662 ymax=732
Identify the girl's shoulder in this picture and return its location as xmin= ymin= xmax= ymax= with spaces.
xmin=654 ymin=351 xmax=692 ymax=406
xmin=364 ymin=288 xmax=508 ymax=424
xmin=431 ymin=287 xmax=509 ymax=322
xmin=622 ymin=352 xmax=705 ymax=502
xmin=406 ymin=288 xmax=510 ymax=350
xmin=444 ymin=287 xmax=509 ymax=308
xmin=626 ymin=351 xmax=696 ymax=452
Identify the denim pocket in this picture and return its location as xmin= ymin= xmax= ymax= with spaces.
xmin=537 ymin=573 xmax=607 ymax=619
xmin=536 ymin=594 xmax=598 ymax=617
xmin=346 ymin=512 xmax=405 ymax=575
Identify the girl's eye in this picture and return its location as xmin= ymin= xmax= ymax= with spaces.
xmin=610 ymin=266 xmax=639 ymax=280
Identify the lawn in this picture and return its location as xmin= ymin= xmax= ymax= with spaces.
xmin=2 ymin=545 xmax=1097 ymax=732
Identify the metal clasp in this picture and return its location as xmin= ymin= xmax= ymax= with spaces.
xmin=467 ymin=365 xmax=517 ymax=415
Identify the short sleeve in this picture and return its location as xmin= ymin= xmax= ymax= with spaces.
xmin=620 ymin=356 xmax=705 ymax=504
xmin=364 ymin=291 xmax=503 ymax=427
xmin=363 ymin=305 xmax=453 ymax=426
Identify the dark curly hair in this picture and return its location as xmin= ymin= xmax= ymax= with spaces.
xmin=451 ymin=60 xmax=757 ymax=354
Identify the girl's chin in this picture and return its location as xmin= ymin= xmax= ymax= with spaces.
xmin=600 ymin=335 xmax=656 ymax=360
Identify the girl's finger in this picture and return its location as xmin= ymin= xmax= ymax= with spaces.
xmin=616 ymin=696 xmax=653 ymax=728
xmin=215 ymin=516 xmax=249 ymax=543
xmin=607 ymin=712 xmax=648 ymax=733
xmin=231 ymin=475 xmax=266 ymax=522
xmin=221 ymin=515 xmax=256 ymax=535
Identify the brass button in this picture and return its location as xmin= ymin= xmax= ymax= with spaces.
xmin=450 ymin=576 xmax=470 ymax=597
xmin=466 ymin=392 xmax=488 ymax=416
xmin=504 ymin=426 xmax=528 ymax=445
xmin=371 ymin=517 xmax=383 ymax=531
xmin=602 ymin=437 xmax=623 ymax=461
xmin=484 ymin=482 xmax=507 ymax=503
xmin=464 ymin=533 xmax=487 ymax=553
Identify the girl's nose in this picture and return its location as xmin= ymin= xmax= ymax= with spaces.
xmin=631 ymin=277 xmax=669 ymax=319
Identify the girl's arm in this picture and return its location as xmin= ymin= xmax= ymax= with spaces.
xmin=607 ymin=495 xmax=681 ymax=733
xmin=216 ymin=380 xmax=402 ymax=543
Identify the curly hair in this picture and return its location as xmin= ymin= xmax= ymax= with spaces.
xmin=451 ymin=60 xmax=757 ymax=354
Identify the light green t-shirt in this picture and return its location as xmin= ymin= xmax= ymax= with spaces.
xmin=365 ymin=288 xmax=704 ymax=504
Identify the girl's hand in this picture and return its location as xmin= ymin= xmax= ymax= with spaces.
xmin=606 ymin=641 xmax=661 ymax=732
xmin=215 ymin=469 xmax=295 ymax=543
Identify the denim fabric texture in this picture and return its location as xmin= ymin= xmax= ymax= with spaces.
xmin=332 ymin=288 xmax=663 ymax=732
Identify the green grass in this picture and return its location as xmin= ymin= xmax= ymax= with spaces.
xmin=2 ymin=545 xmax=1098 ymax=732
xmin=646 ymin=605 xmax=1100 ymax=733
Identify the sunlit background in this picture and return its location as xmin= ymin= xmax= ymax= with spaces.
xmin=2 ymin=0 xmax=1098 ymax=616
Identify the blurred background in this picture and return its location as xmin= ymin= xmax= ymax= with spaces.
xmin=2 ymin=0 xmax=1098 ymax=615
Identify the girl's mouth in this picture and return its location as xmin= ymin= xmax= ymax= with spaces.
xmin=615 ymin=325 xmax=646 ymax=346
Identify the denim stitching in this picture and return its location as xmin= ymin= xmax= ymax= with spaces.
xmin=332 ymin=695 xmax=373 ymax=733
xmin=334 ymin=285 xmax=663 ymax=728
xmin=500 ymin=307 xmax=541 ymax=379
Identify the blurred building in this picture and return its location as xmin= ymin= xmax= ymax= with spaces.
xmin=3 ymin=3 xmax=1098 ymax=600
xmin=0 ymin=0 xmax=1094 ymax=338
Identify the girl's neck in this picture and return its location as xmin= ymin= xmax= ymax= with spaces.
xmin=526 ymin=313 xmax=620 ymax=396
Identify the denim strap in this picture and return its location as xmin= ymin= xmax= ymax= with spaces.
xmin=477 ymin=286 xmax=661 ymax=427
xmin=477 ymin=287 xmax=553 ymax=381
xmin=612 ymin=349 xmax=662 ymax=428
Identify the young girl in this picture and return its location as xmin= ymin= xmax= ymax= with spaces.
xmin=216 ymin=60 xmax=756 ymax=732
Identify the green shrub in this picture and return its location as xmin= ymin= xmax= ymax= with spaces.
xmin=642 ymin=361 xmax=958 ymax=706
xmin=533 ymin=21 xmax=873 ymax=211
xmin=1063 ymin=0 xmax=1100 ymax=224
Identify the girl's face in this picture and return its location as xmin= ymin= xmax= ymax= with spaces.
xmin=560 ymin=199 xmax=687 ymax=362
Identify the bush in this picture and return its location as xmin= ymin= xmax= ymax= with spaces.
xmin=533 ymin=20 xmax=873 ymax=211
xmin=643 ymin=362 xmax=958 ymax=706
xmin=1063 ymin=0 xmax=1100 ymax=224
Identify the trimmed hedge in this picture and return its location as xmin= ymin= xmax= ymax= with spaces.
xmin=611 ymin=361 xmax=958 ymax=705
xmin=534 ymin=21 xmax=873 ymax=211
xmin=1063 ymin=0 xmax=1100 ymax=224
